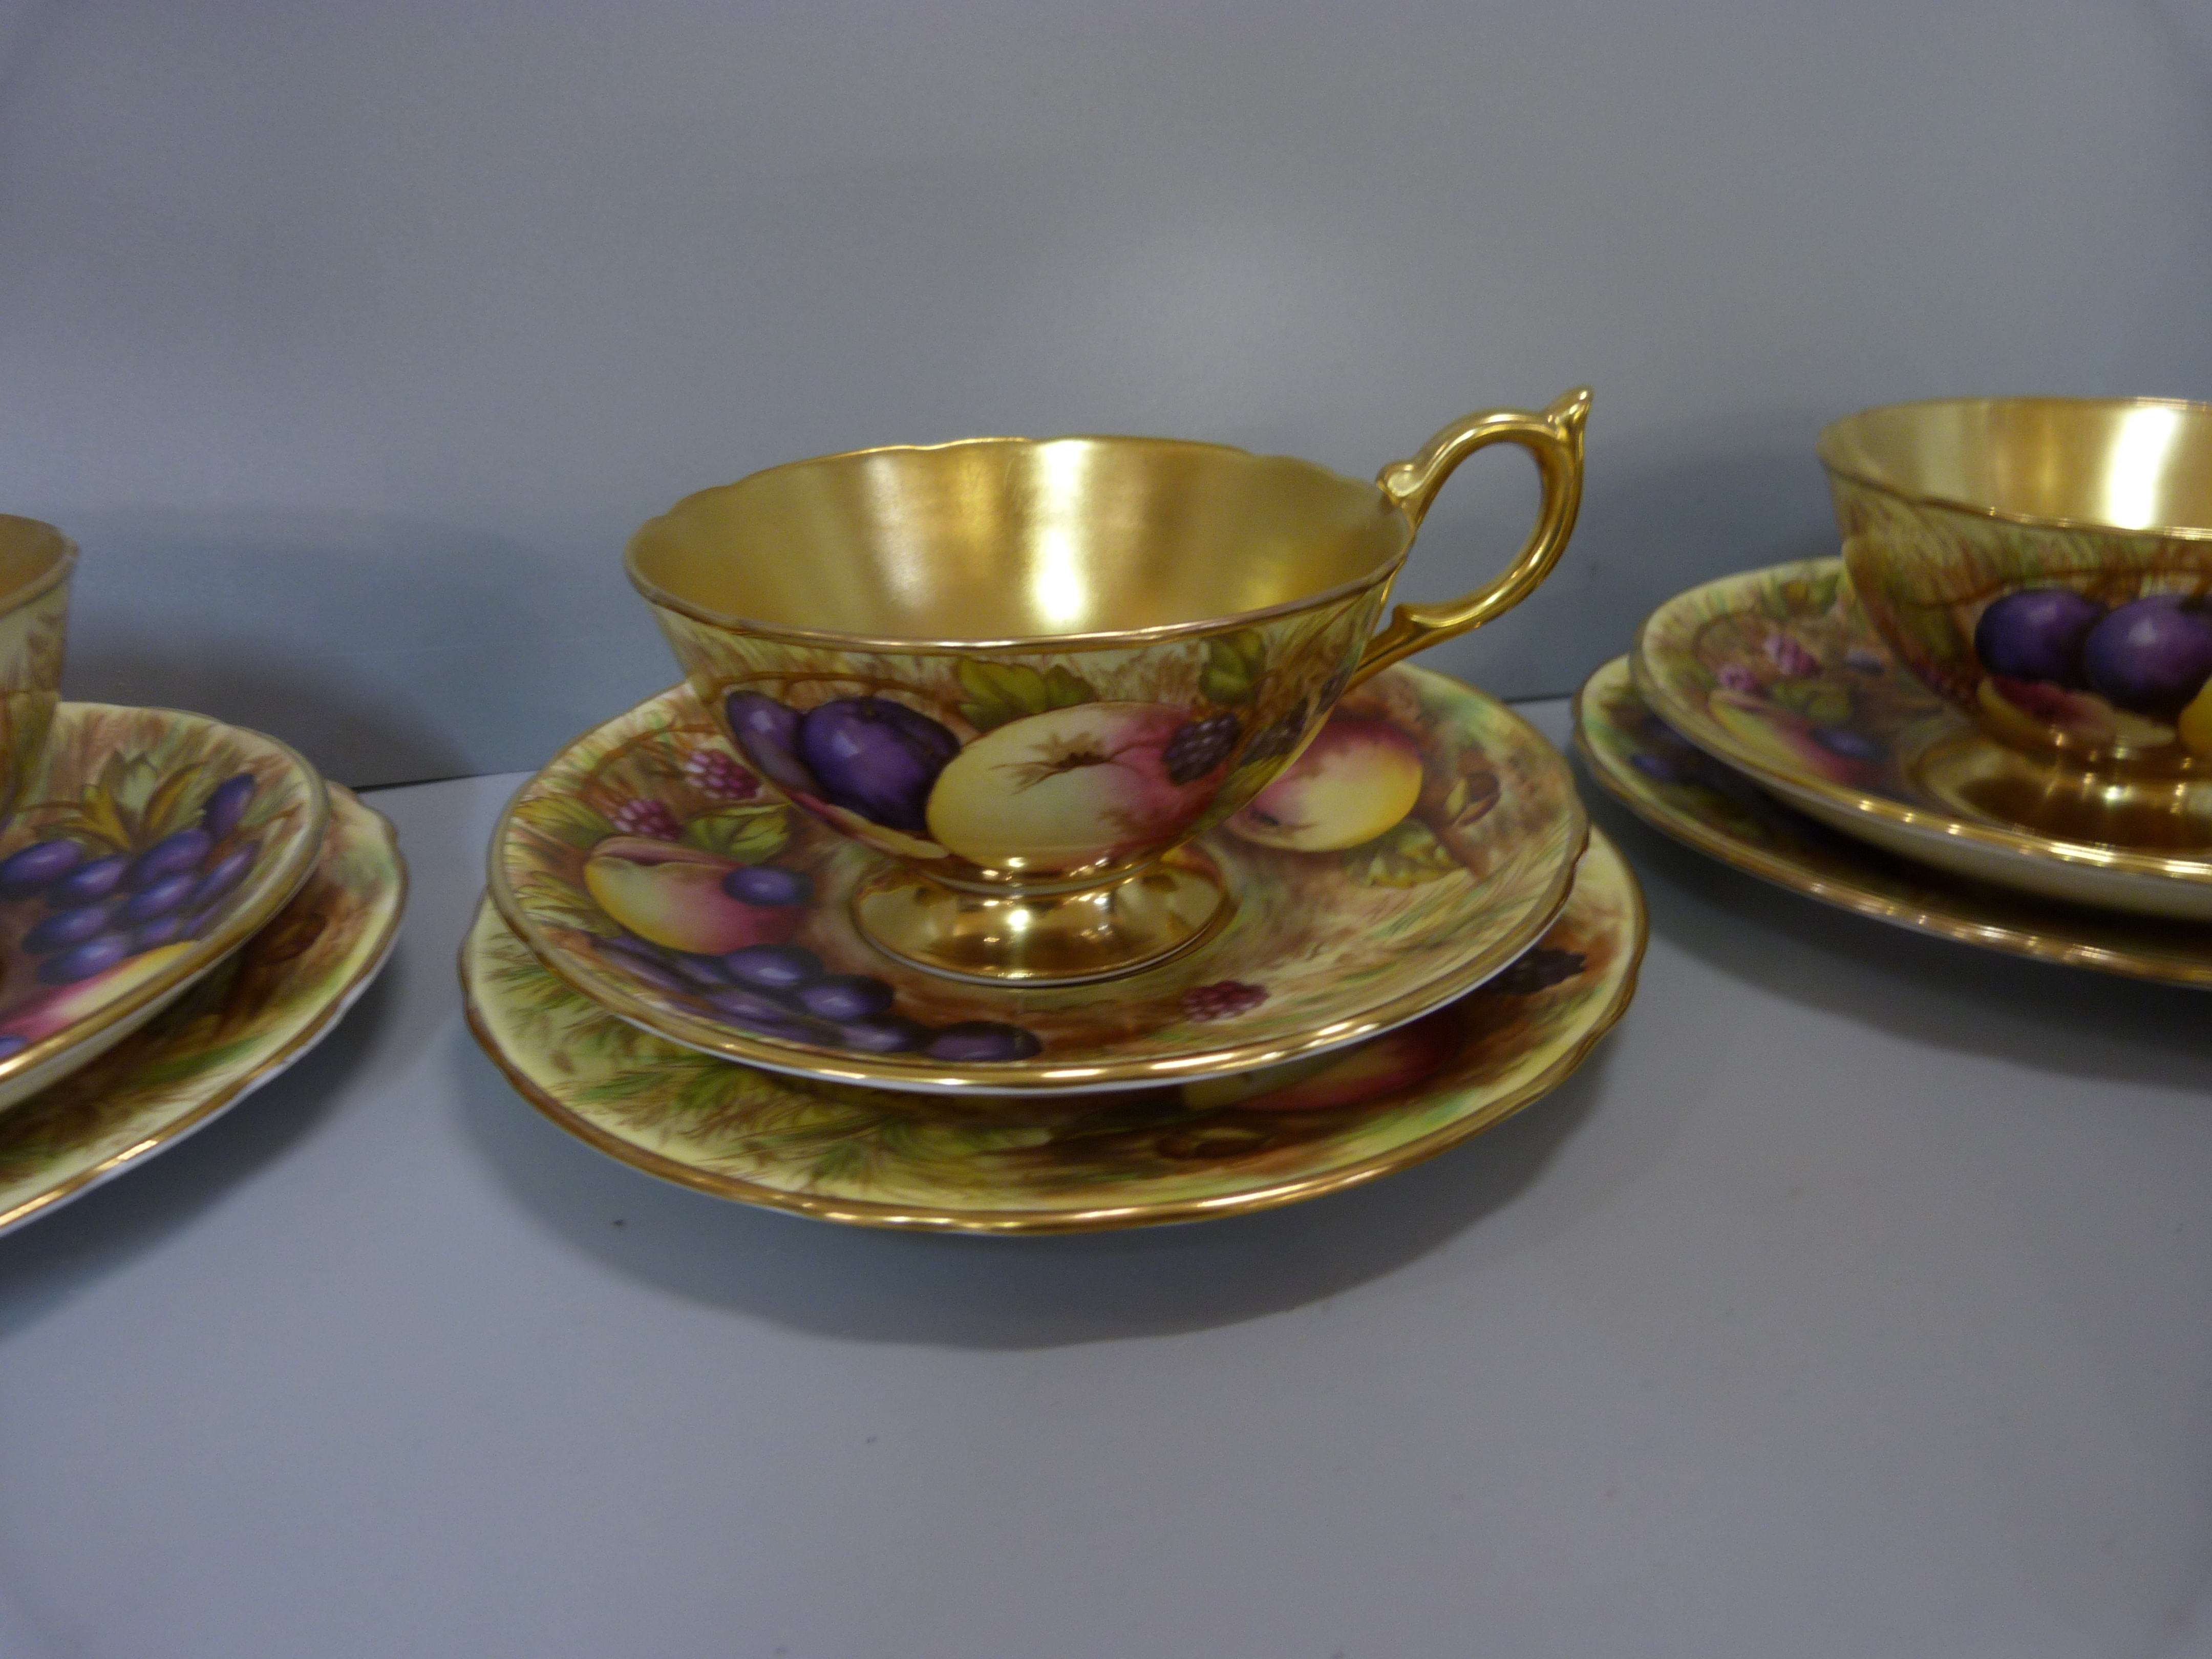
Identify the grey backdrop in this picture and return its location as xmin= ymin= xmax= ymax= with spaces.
xmin=1 ymin=0 xmax=2207 ymax=784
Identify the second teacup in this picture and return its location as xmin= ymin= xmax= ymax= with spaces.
xmin=0 ymin=517 xmax=74 ymax=825
xmin=628 ymin=389 xmax=1590 ymax=984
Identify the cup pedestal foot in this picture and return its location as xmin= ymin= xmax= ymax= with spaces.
xmin=850 ymin=846 xmax=1234 ymax=986
xmin=1914 ymin=729 xmax=2212 ymax=850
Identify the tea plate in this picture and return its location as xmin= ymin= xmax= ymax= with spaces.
xmin=1578 ymin=657 xmax=2212 ymax=988
xmin=490 ymin=665 xmax=1588 ymax=1096
xmin=0 ymin=701 xmax=329 ymax=1111
xmin=0 ymin=785 xmax=404 ymax=1236
xmin=1632 ymin=559 xmax=2212 ymax=919
xmin=464 ymin=830 xmax=1640 ymax=1234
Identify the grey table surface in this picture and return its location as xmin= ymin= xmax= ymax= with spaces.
xmin=2 ymin=696 xmax=2210 ymax=1659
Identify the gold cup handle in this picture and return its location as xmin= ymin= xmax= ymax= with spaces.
xmin=1347 ymin=386 xmax=1592 ymax=688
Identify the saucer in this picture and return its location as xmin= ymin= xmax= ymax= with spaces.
xmin=1578 ymin=657 xmax=2212 ymax=988
xmin=1632 ymin=559 xmax=2212 ymax=920
xmin=463 ymin=830 xmax=1641 ymax=1234
xmin=0 ymin=785 xmax=403 ymax=1236
xmin=489 ymin=665 xmax=1588 ymax=1096
xmin=0 ymin=702 xmax=329 ymax=1111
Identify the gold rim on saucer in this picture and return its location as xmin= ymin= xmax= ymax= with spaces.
xmin=1632 ymin=558 xmax=2212 ymax=918
xmin=1576 ymin=656 xmax=2212 ymax=988
xmin=461 ymin=830 xmax=1644 ymax=1235
xmin=0 ymin=785 xmax=406 ymax=1236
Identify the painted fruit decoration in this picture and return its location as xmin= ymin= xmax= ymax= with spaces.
xmin=0 ymin=768 xmax=272 ymax=1060
xmin=1227 ymin=717 xmax=1423 ymax=851
xmin=582 ymin=836 xmax=807 ymax=955
xmin=926 ymin=701 xmax=1230 ymax=871
xmin=1971 ymin=585 xmax=2212 ymax=754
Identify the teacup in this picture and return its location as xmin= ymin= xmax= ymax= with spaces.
xmin=0 ymin=517 xmax=73 ymax=822
xmin=629 ymin=388 xmax=1590 ymax=984
xmin=1825 ymin=396 xmax=2212 ymax=845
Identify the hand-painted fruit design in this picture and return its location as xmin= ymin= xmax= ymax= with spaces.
xmin=724 ymin=690 xmax=957 ymax=859
xmin=569 ymin=775 xmax=1043 ymax=1062
xmin=926 ymin=701 xmax=1229 ymax=871
xmin=1226 ymin=717 xmax=1422 ymax=850
xmin=1971 ymin=586 xmax=2212 ymax=755
xmin=1704 ymin=691 xmax=1882 ymax=789
xmin=1179 ymin=1005 xmax=1459 ymax=1112
xmin=582 ymin=836 xmax=807 ymax=955
xmin=0 ymin=770 xmax=268 ymax=1059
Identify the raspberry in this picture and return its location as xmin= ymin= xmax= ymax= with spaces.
xmin=684 ymin=748 xmax=760 ymax=801
xmin=1163 ymin=713 xmax=1241 ymax=785
xmin=610 ymin=798 xmax=682 ymax=840
xmin=1489 ymin=948 xmax=1584 ymax=996
xmin=1180 ymin=980 xmax=1268 ymax=1022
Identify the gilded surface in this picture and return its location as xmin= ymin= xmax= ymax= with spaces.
xmin=463 ymin=832 xmax=1642 ymax=1233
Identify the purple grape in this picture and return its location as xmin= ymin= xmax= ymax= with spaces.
xmin=1811 ymin=727 xmax=1885 ymax=762
xmin=2083 ymin=595 xmax=2212 ymax=716
xmin=1974 ymin=588 xmax=2105 ymax=688
xmin=724 ymin=692 xmax=816 ymax=794
xmin=793 ymin=974 xmax=895 ymax=1022
xmin=130 ymin=914 xmax=189 ymax=951
xmin=796 ymin=698 xmax=960 ymax=835
xmin=39 ymin=932 xmax=132 ymax=984
xmin=835 ymin=1015 xmax=932 ymax=1054
xmin=723 ymin=943 xmax=823 ymax=992
xmin=701 ymin=987 xmax=824 ymax=1044
xmin=46 ymin=855 xmax=128 ymax=909
xmin=118 ymin=871 xmax=197 ymax=925
xmin=199 ymin=773 xmax=257 ymax=839
xmin=24 ymin=902 xmax=119 ymax=953
xmin=124 ymin=831 xmax=212 ymax=892
xmin=0 ymin=1034 xmax=26 ymax=1060
xmin=722 ymin=864 xmax=812 ymax=907
xmin=670 ymin=952 xmax=735 ymax=990
xmin=185 ymin=844 xmax=258 ymax=912
xmin=926 ymin=1021 xmax=1043 ymax=1062
xmin=593 ymin=938 xmax=694 ymax=996
xmin=0 ymin=839 xmax=83 ymax=898
xmin=1628 ymin=752 xmax=1684 ymax=783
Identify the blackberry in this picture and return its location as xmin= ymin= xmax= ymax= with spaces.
xmin=684 ymin=749 xmax=759 ymax=801
xmin=1179 ymin=980 xmax=1268 ymax=1022
xmin=1240 ymin=701 xmax=1311 ymax=768
xmin=1163 ymin=713 xmax=1241 ymax=785
xmin=611 ymin=798 xmax=682 ymax=840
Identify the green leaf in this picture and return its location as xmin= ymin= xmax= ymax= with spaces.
xmin=1200 ymin=630 xmax=1267 ymax=705
xmin=1343 ymin=818 xmax=1459 ymax=887
xmin=141 ymin=764 xmax=215 ymax=842
xmin=515 ymin=795 xmax=619 ymax=851
xmin=679 ymin=802 xmax=793 ymax=863
xmin=954 ymin=660 xmax=1095 ymax=731
xmin=1770 ymin=680 xmax=1853 ymax=725
xmin=515 ymin=871 xmax=618 ymax=938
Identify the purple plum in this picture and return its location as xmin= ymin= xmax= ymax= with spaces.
xmin=796 ymin=698 xmax=960 ymax=835
xmin=2083 ymin=595 xmax=2212 ymax=716
xmin=724 ymin=692 xmax=816 ymax=794
xmin=724 ymin=943 xmax=823 ymax=992
xmin=835 ymin=1015 xmax=932 ymax=1053
xmin=1974 ymin=588 xmax=2104 ymax=688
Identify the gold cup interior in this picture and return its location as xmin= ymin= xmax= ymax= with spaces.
xmin=1819 ymin=397 xmax=2212 ymax=536
xmin=626 ymin=436 xmax=1408 ymax=644
xmin=0 ymin=516 xmax=74 ymax=614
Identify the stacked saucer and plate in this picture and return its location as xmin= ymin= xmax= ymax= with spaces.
xmin=1578 ymin=395 xmax=2212 ymax=987
xmin=0 ymin=516 xmax=406 ymax=1235
xmin=465 ymin=390 xmax=1648 ymax=1233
